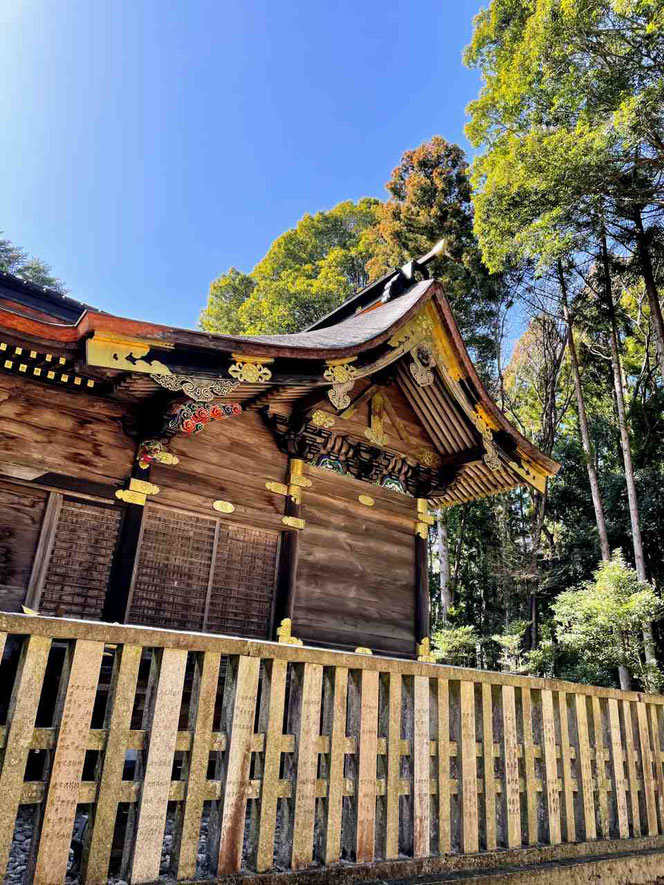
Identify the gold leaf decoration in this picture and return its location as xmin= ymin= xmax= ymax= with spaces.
xmin=212 ymin=500 xmax=235 ymax=513
xmin=311 ymin=409 xmax=335 ymax=428
xmin=358 ymin=494 xmax=375 ymax=507
xmin=282 ymin=516 xmax=305 ymax=530
xmin=228 ymin=360 xmax=273 ymax=384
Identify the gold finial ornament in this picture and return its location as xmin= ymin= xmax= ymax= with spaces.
xmin=277 ymin=618 xmax=303 ymax=645
xmin=417 ymin=637 xmax=436 ymax=662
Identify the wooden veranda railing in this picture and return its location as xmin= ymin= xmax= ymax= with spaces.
xmin=1 ymin=614 xmax=664 ymax=885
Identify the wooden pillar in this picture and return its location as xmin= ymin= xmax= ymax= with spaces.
xmin=102 ymin=448 xmax=150 ymax=623
xmin=273 ymin=459 xmax=306 ymax=632
xmin=415 ymin=498 xmax=431 ymax=646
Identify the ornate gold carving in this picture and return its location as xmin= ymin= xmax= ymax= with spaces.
xmin=277 ymin=618 xmax=303 ymax=646
xmin=417 ymin=448 xmax=441 ymax=469
xmin=358 ymin=494 xmax=375 ymax=507
xmin=151 ymin=374 xmax=239 ymax=401
xmin=364 ymin=393 xmax=387 ymax=446
xmin=266 ymin=481 xmax=289 ymax=496
xmin=387 ymin=312 xmax=433 ymax=348
xmin=129 ymin=478 xmax=160 ymax=496
xmin=483 ymin=444 xmax=502 ymax=472
xmin=137 ymin=440 xmax=179 ymax=470
xmin=282 ymin=516 xmax=305 ymax=530
xmin=228 ymin=355 xmax=273 ymax=383
xmin=212 ymin=500 xmax=235 ymax=513
xmin=328 ymin=380 xmax=355 ymax=410
xmin=417 ymin=637 xmax=436 ymax=662
xmin=323 ymin=359 xmax=358 ymax=384
xmin=354 ymin=647 xmax=373 ymax=655
xmin=86 ymin=333 xmax=173 ymax=374
xmin=415 ymin=522 xmax=429 ymax=539
xmin=311 ymin=409 xmax=335 ymax=428
xmin=409 ymin=340 xmax=436 ymax=387
xmin=115 ymin=489 xmax=147 ymax=506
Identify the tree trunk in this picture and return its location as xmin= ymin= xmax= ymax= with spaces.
xmin=633 ymin=208 xmax=664 ymax=385
xmin=558 ymin=264 xmax=611 ymax=561
xmin=600 ymin=234 xmax=658 ymax=670
xmin=618 ymin=664 xmax=632 ymax=691
xmin=437 ymin=510 xmax=451 ymax=623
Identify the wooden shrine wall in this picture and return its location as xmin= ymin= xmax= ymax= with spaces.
xmin=295 ymin=464 xmax=418 ymax=656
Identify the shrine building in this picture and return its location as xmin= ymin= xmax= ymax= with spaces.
xmin=0 ymin=251 xmax=558 ymax=657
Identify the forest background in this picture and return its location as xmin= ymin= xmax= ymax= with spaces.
xmin=4 ymin=0 xmax=663 ymax=692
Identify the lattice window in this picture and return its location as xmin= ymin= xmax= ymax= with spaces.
xmin=206 ymin=525 xmax=279 ymax=638
xmin=128 ymin=508 xmax=217 ymax=632
xmin=40 ymin=497 xmax=123 ymax=620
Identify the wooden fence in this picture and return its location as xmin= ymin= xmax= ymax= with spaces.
xmin=1 ymin=613 xmax=664 ymax=885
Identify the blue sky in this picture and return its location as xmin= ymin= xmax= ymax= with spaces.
xmin=0 ymin=0 xmax=485 ymax=329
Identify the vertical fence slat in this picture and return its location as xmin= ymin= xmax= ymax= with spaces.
xmin=574 ymin=693 xmax=596 ymax=841
xmin=385 ymin=672 xmax=402 ymax=860
xmin=558 ymin=691 xmax=575 ymax=842
xmin=437 ymin=678 xmax=451 ymax=854
xmin=356 ymin=670 xmax=379 ymax=864
xmin=83 ymin=644 xmax=142 ymax=884
xmin=33 ymin=640 xmax=104 ymax=885
xmin=131 ymin=647 xmax=188 ymax=884
xmin=541 ymin=689 xmax=561 ymax=845
xmin=174 ymin=650 xmax=222 ymax=879
xmin=591 ymin=697 xmax=609 ymax=839
xmin=217 ymin=654 xmax=260 ymax=876
xmin=636 ymin=701 xmax=658 ymax=836
xmin=648 ymin=704 xmax=664 ymax=833
xmin=292 ymin=663 xmax=323 ymax=869
xmin=482 ymin=683 xmax=496 ymax=851
xmin=0 ymin=634 xmax=51 ymax=879
xmin=608 ymin=698 xmax=629 ymax=840
xmin=413 ymin=675 xmax=430 ymax=857
xmin=460 ymin=680 xmax=478 ymax=853
xmin=521 ymin=687 xmax=537 ymax=845
xmin=623 ymin=700 xmax=641 ymax=837
xmin=502 ymin=684 xmax=521 ymax=848
xmin=323 ymin=666 xmax=348 ymax=866
xmin=256 ymin=658 xmax=288 ymax=872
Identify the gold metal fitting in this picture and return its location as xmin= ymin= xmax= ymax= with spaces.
xmin=277 ymin=618 xmax=303 ymax=646
xmin=417 ymin=637 xmax=436 ymax=662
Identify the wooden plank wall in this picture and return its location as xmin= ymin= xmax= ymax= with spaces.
xmin=296 ymin=464 xmax=418 ymax=656
xmin=0 ymin=481 xmax=48 ymax=611
xmin=1 ymin=613 xmax=664 ymax=885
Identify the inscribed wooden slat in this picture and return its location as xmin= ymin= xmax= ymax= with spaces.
xmin=356 ymin=669 xmax=379 ymax=864
xmin=437 ymin=678 xmax=450 ymax=854
xmin=256 ymin=659 xmax=288 ymax=872
xmin=521 ymin=687 xmax=537 ymax=845
xmin=648 ymin=704 xmax=664 ymax=832
xmin=460 ymin=680 xmax=478 ymax=853
xmin=541 ymin=689 xmax=561 ymax=845
xmin=130 ymin=648 xmax=188 ymax=884
xmin=481 ymin=683 xmax=496 ymax=851
xmin=558 ymin=691 xmax=575 ymax=843
xmin=591 ymin=696 xmax=609 ymax=838
xmin=217 ymin=655 xmax=260 ymax=875
xmin=608 ymin=698 xmax=629 ymax=840
xmin=623 ymin=700 xmax=641 ymax=837
xmin=33 ymin=639 xmax=104 ymax=885
xmin=292 ymin=663 xmax=323 ymax=868
xmin=323 ymin=666 xmax=348 ymax=866
xmin=574 ymin=694 xmax=596 ymax=841
xmin=502 ymin=684 xmax=520 ymax=848
xmin=413 ymin=675 xmax=430 ymax=857
xmin=174 ymin=651 xmax=222 ymax=879
xmin=0 ymin=634 xmax=51 ymax=879
xmin=83 ymin=644 xmax=142 ymax=885
xmin=385 ymin=672 xmax=402 ymax=859
xmin=636 ymin=701 xmax=658 ymax=836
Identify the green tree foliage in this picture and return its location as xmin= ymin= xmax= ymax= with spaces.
xmin=200 ymin=199 xmax=379 ymax=335
xmin=553 ymin=552 xmax=663 ymax=691
xmin=0 ymin=233 xmax=67 ymax=293
xmin=431 ymin=623 xmax=478 ymax=667
xmin=365 ymin=136 xmax=502 ymax=370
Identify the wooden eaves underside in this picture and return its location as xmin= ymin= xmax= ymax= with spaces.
xmin=0 ymin=270 xmax=559 ymax=505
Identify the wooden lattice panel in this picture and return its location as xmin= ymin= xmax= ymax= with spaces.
xmin=0 ymin=614 xmax=663 ymax=884
xmin=206 ymin=525 xmax=279 ymax=638
xmin=128 ymin=507 xmax=216 ymax=631
xmin=39 ymin=498 xmax=122 ymax=620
